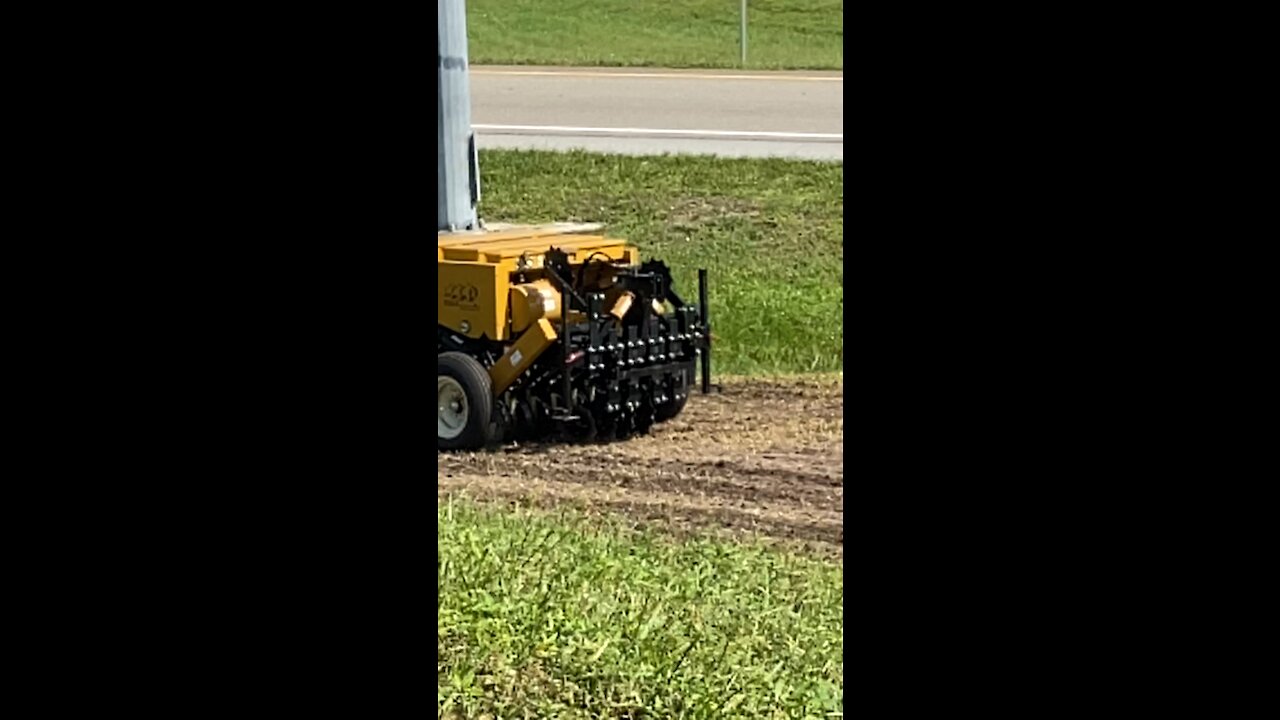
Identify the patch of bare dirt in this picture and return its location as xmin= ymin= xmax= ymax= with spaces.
xmin=667 ymin=196 xmax=763 ymax=233
xmin=438 ymin=377 xmax=844 ymax=556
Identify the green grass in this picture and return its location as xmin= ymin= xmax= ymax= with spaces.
xmin=467 ymin=0 xmax=843 ymax=70
xmin=447 ymin=151 xmax=845 ymax=716
xmin=438 ymin=500 xmax=844 ymax=718
xmin=477 ymin=149 xmax=844 ymax=375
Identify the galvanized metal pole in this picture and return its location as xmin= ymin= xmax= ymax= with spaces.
xmin=740 ymin=0 xmax=748 ymax=67
xmin=438 ymin=0 xmax=479 ymax=232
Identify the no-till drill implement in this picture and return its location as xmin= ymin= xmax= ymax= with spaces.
xmin=438 ymin=224 xmax=711 ymax=450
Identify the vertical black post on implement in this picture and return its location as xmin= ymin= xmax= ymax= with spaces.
xmin=699 ymin=268 xmax=711 ymax=394
xmin=561 ymin=272 xmax=576 ymax=420
xmin=542 ymin=250 xmax=579 ymax=422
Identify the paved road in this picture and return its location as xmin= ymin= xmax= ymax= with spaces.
xmin=469 ymin=66 xmax=843 ymax=161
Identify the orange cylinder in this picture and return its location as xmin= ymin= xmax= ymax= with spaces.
xmin=510 ymin=280 xmax=561 ymax=333
xmin=609 ymin=291 xmax=635 ymax=321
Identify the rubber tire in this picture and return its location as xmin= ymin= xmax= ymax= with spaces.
xmin=438 ymin=352 xmax=494 ymax=451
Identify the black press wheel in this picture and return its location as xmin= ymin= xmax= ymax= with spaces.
xmin=654 ymin=369 xmax=694 ymax=423
xmin=654 ymin=392 xmax=689 ymax=422
xmin=438 ymin=352 xmax=494 ymax=451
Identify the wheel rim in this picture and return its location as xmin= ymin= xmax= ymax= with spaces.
xmin=438 ymin=376 xmax=468 ymax=440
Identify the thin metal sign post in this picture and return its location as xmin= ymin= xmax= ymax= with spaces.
xmin=740 ymin=0 xmax=748 ymax=67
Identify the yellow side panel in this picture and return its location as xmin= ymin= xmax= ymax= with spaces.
xmin=489 ymin=318 xmax=558 ymax=396
xmin=438 ymin=262 xmax=508 ymax=341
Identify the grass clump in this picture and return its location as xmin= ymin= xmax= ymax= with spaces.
xmin=477 ymin=149 xmax=844 ymax=375
xmin=438 ymin=500 xmax=844 ymax=718
xmin=467 ymin=0 xmax=843 ymax=70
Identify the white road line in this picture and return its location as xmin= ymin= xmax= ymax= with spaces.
xmin=473 ymin=124 xmax=843 ymax=141
xmin=472 ymin=69 xmax=842 ymax=82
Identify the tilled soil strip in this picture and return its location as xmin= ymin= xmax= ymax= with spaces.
xmin=438 ymin=377 xmax=844 ymax=555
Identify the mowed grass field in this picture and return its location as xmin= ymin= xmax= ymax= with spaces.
xmin=438 ymin=502 xmax=843 ymax=719
xmin=477 ymin=149 xmax=844 ymax=375
xmin=441 ymin=152 xmax=844 ymax=716
xmin=467 ymin=0 xmax=844 ymax=70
